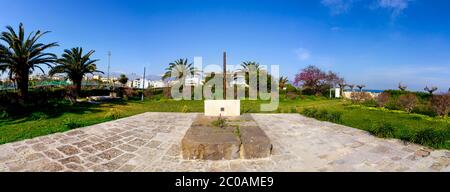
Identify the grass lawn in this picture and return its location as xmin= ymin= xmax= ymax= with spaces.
xmin=0 ymin=96 xmax=449 ymax=149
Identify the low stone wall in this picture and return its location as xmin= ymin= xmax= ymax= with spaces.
xmin=342 ymin=91 xmax=380 ymax=99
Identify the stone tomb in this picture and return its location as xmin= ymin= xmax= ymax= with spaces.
xmin=181 ymin=114 xmax=272 ymax=160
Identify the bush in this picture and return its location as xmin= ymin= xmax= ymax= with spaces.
xmin=376 ymin=92 xmax=391 ymax=107
xmin=285 ymin=92 xmax=299 ymax=100
xmin=29 ymin=112 xmax=49 ymax=120
xmin=350 ymin=92 xmax=373 ymax=104
xmin=412 ymin=128 xmax=447 ymax=147
xmin=163 ymin=87 xmax=172 ymax=99
xmin=63 ymin=118 xmax=84 ymax=129
xmin=104 ymin=108 xmax=122 ymax=120
xmin=398 ymin=93 xmax=418 ymax=113
xmin=302 ymin=107 xmax=318 ymax=117
xmin=301 ymin=108 xmax=342 ymax=123
xmin=369 ymin=122 xmax=395 ymax=138
xmin=430 ymin=94 xmax=450 ymax=117
xmin=361 ymin=99 xmax=377 ymax=107
xmin=143 ymin=88 xmax=153 ymax=99
xmin=383 ymin=90 xmax=430 ymax=100
xmin=290 ymin=106 xmax=298 ymax=113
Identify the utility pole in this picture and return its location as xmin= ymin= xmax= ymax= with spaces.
xmin=223 ymin=51 xmax=227 ymax=100
xmin=141 ymin=67 xmax=146 ymax=101
xmin=107 ymin=51 xmax=111 ymax=86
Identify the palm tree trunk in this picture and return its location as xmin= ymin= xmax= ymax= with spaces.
xmin=16 ymin=74 xmax=29 ymax=101
xmin=75 ymin=80 xmax=82 ymax=98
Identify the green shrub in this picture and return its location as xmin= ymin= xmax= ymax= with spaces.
xmin=362 ymin=99 xmax=377 ymax=107
xmin=412 ymin=128 xmax=447 ymax=147
xmin=290 ymin=106 xmax=298 ymax=113
xmin=369 ymin=122 xmax=395 ymax=138
xmin=412 ymin=103 xmax=435 ymax=117
xmin=63 ymin=118 xmax=84 ymax=129
xmin=324 ymin=111 xmax=343 ymax=123
xmin=104 ymin=108 xmax=122 ymax=120
xmin=212 ymin=116 xmax=227 ymax=128
xmin=301 ymin=108 xmax=342 ymax=123
xmin=29 ymin=112 xmax=49 ymax=120
xmin=383 ymin=90 xmax=430 ymax=100
xmin=302 ymin=107 xmax=318 ymax=118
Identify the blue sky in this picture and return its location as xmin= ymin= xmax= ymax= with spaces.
xmin=1 ymin=0 xmax=449 ymax=91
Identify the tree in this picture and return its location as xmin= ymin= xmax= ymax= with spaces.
xmin=337 ymin=79 xmax=346 ymax=97
xmin=356 ymin=84 xmax=365 ymax=92
xmin=118 ymin=74 xmax=129 ymax=86
xmin=49 ymin=47 xmax=102 ymax=97
xmin=241 ymin=61 xmax=261 ymax=72
xmin=0 ymin=23 xmax=58 ymax=99
xmin=240 ymin=61 xmax=273 ymax=93
xmin=294 ymin=65 xmax=342 ymax=95
xmin=279 ymin=76 xmax=288 ymax=90
xmin=347 ymin=84 xmax=355 ymax=92
xmin=424 ymin=86 xmax=438 ymax=95
xmin=162 ymin=58 xmax=197 ymax=81
xmin=398 ymin=82 xmax=407 ymax=91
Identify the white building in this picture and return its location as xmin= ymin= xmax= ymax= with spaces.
xmin=230 ymin=75 xmax=247 ymax=86
xmin=151 ymin=80 xmax=166 ymax=88
xmin=127 ymin=79 xmax=167 ymax=89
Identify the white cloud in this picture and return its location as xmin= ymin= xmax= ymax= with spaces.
xmin=377 ymin=0 xmax=411 ymax=17
xmin=321 ymin=0 xmax=412 ymax=18
xmin=295 ymin=48 xmax=311 ymax=61
xmin=321 ymin=0 xmax=356 ymax=15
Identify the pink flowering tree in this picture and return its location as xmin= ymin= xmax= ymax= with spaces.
xmin=294 ymin=65 xmax=342 ymax=95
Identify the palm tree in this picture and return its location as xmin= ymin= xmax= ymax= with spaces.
xmin=0 ymin=23 xmax=58 ymax=98
xmin=162 ymin=58 xmax=197 ymax=81
xmin=240 ymin=61 xmax=260 ymax=72
xmin=49 ymin=47 xmax=102 ymax=97
xmin=279 ymin=76 xmax=288 ymax=90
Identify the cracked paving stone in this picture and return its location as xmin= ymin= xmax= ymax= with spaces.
xmin=59 ymin=156 xmax=82 ymax=164
xmin=97 ymin=148 xmax=124 ymax=160
xmin=73 ymin=140 xmax=93 ymax=148
xmin=44 ymin=150 xmax=64 ymax=160
xmin=57 ymin=145 xmax=80 ymax=156
xmin=118 ymin=144 xmax=138 ymax=152
xmin=42 ymin=162 xmax=65 ymax=172
xmin=25 ymin=153 xmax=45 ymax=161
xmin=31 ymin=143 xmax=48 ymax=151
xmin=128 ymin=138 xmax=147 ymax=147
xmin=92 ymin=142 xmax=113 ymax=151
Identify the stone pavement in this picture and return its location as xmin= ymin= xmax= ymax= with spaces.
xmin=0 ymin=113 xmax=448 ymax=172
